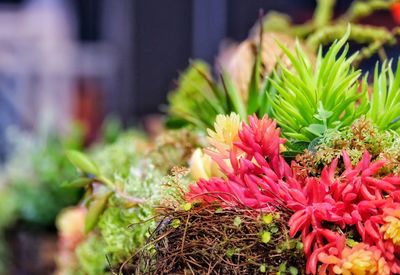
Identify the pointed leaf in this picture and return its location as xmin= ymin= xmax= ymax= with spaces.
xmin=66 ymin=150 xmax=100 ymax=176
xmin=84 ymin=190 xmax=112 ymax=233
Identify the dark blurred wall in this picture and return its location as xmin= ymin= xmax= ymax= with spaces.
xmin=128 ymin=0 xmax=319 ymax=119
xmin=227 ymin=0 xmax=315 ymax=40
xmin=0 ymin=0 xmax=366 ymax=125
xmin=71 ymin=0 xmax=320 ymax=122
xmin=73 ymin=0 xmax=102 ymax=41
xmin=132 ymin=0 xmax=332 ymax=119
xmin=134 ymin=0 xmax=192 ymax=117
xmin=72 ymin=0 xmax=363 ymax=122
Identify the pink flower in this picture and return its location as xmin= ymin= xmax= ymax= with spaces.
xmin=186 ymin=115 xmax=289 ymax=209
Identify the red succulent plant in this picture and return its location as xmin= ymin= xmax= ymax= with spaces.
xmin=185 ymin=115 xmax=400 ymax=274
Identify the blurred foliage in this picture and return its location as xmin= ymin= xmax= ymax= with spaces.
xmin=0 ymin=126 xmax=84 ymax=226
xmin=75 ymin=235 xmax=109 ymax=275
xmin=167 ymin=61 xmax=218 ymax=129
xmin=0 ymin=187 xmax=18 ymax=273
xmin=262 ymin=0 xmax=398 ymax=65
xmin=167 ymin=41 xmax=274 ymax=131
xmin=61 ymin=128 xmax=198 ymax=274
xmin=0 ymin=118 xmax=127 ymax=273
xmin=0 ymin=124 xmax=85 ymax=273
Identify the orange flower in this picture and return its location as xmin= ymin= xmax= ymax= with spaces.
xmin=381 ymin=208 xmax=400 ymax=246
xmin=318 ymin=243 xmax=390 ymax=275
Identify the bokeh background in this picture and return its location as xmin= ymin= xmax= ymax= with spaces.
xmin=0 ymin=0 xmax=397 ymax=152
xmin=0 ymin=1 xmax=398 ymax=273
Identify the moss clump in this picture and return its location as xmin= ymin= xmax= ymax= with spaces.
xmin=293 ymin=118 xmax=400 ymax=177
xmin=316 ymin=118 xmax=400 ymax=173
xmin=75 ymin=235 xmax=109 ymax=275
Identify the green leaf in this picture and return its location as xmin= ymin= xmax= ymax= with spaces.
xmin=247 ymin=34 xmax=263 ymax=114
xmin=85 ymin=190 xmax=112 ymax=233
xmin=62 ymin=177 xmax=93 ymax=188
xmin=215 ymin=207 xmax=223 ymax=214
xmin=270 ymin=226 xmax=279 ymax=233
xmin=262 ymin=214 xmax=273 ymax=224
xmin=226 ymin=247 xmax=235 ymax=258
xmin=171 ymin=219 xmax=181 ymax=228
xmin=308 ymin=137 xmax=322 ymax=153
xmin=279 ymin=262 xmax=287 ymax=272
xmin=261 ymin=231 xmax=271 ymax=244
xmin=289 ymin=266 xmax=299 ymax=275
xmin=221 ymin=72 xmax=247 ymax=120
xmin=314 ymin=102 xmax=333 ymax=122
xmin=305 ymin=124 xmax=326 ymax=137
xmin=346 ymin=238 xmax=359 ymax=248
xmin=296 ymin=242 xmax=304 ymax=250
xmin=66 ymin=150 xmax=100 ymax=176
xmin=259 ymin=264 xmax=267 ymax=273
xmin=182 ymin=202 xmax=192 ymax=211
xmin=233 ymin=216 xmax=242 ymax=227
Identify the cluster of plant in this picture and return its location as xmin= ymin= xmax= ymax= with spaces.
xmin=142 ymin=112 xmax=399 ymax=274
xmin=299 ymin=118 xmax=400 ymax=175
xmin=168 ymin=0 xmax=400 ymax=133
xmin=56 ymin=7 xmax=400 ymax=274
xmin=129 ymin=32 xmax=400 ymax=274
xmin=170 ymin=30 xmax=400 ymax=148
xmin=56 ymin=129 xmax=201 ymax=275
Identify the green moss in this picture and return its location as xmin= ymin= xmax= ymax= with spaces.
xmin=316 ymin=118 xmax=400 ymax=173
xmin=98 ymin=204 xmax=155 ymax=263
xmin=75 ymin=235 xmax=109 ymax=275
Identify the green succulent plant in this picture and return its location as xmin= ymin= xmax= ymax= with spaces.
xmin=168 ymin=27 xmax=400 ymax=152
xmin=167 ymin=61 xmax=224 ymax=129
xmin=167 ymin=36 xmax=274 ymax=130
xmin=367 ymin=60 xmax=400 ymax=131
xmin=269 ymin=29 xmax=369 ymax=142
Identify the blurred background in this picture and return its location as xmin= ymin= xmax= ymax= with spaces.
xmin=0 ymin=1 xmax=398 ymax=273
xmin=0 ymin=0 xmax=397 ymax=154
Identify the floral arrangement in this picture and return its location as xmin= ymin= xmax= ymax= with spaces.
xmin=182 ymin=113 xmax=399 ymax=274
xmin=55 ymin=2 xmax=400 ymax=274
xmin=126 ymin=31 xmax=400 ymax=274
